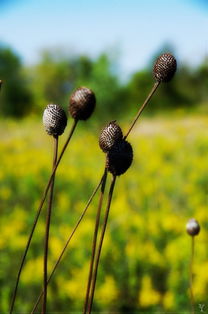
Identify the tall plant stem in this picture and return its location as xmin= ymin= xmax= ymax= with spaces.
xmin=42 ymin=136 xmax=58 ymax=314
xmin=124 ymin=81 xmax=160 ymax=140
xmin=9 ymin=119 xmax=78 ymax=314
xmin=87 ymin=175 xmax=116 ymax=314
xmin=190 ymin=236 xmax=195 ymax=314
xmin=31 ymin=172 xmax=105 ymax=313
xmin=83 ymin=167 xmax=108 ymax=314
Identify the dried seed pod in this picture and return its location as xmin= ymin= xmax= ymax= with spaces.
xmin=106 ymin=140 xmax=133 ymax=176
xmin=153 ymin=53 xmax=177 ymax=82
xmin=99 ymin=121 xmax=123 ymax=153
xmin=43 ymin=104 xmax=67 ymax=137
xmin=69 ymin=87 xmax=96 ymax=120
xmin=186 ymin=218 xmax=200 ymax=236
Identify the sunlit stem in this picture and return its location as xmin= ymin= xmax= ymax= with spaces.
xmin=42 ymin=136 xmax=58 ymax=314
xmin=124 ymin=81 xmax=160 ymax=140
xmin=83 ymin=167 xmax=108 ymax=314
xmin=87 ymin=175 xmax=116 ymax=314
xmin=190 ymin=236 xmax=195 ymax=314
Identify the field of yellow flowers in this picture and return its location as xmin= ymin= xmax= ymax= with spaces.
xmin=1 ymin=114 xmax=208 ymax=313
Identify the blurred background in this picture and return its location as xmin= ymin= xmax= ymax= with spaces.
xmin=0 ymin=0 xmax=208 ymax=313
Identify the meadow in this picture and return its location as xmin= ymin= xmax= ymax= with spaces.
xmin=1 ymin=113 xmax=208 ymax=313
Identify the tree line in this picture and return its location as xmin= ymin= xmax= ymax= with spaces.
xmin=0 ymin=43 xmax=207 ymax=120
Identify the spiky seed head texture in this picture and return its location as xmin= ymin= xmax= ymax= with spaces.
xmin=99 ymin=121 xmax=123 ymax=153
xmin=43 ymin=104 xmax=67 ymax=136
xmin=69 ymin=87 xmax=96 ymax=120
xmin=106 ymin=140 xmax=133 ymax=176
xmin=153 ymin=53 xmax=177 ymax=82
xmin=186 ymin=218 xmax=200 ymax=236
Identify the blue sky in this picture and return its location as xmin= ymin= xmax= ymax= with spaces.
xmin=0 ymin=0 xmax=207 ymax=75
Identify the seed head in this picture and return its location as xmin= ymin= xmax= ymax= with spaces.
xmin=69 ymin=87 xmax=96 ymax=120
xmin=99 ymin=121 xmax=123 ymax=153
xmin=186 ymin=218 xmax=200 ymax=236
xmin=43 ymin=104 xmax=67 ymax=137
xmin=153 ymin=53 xmax=177 ymax=82
xmin=106 ymin=140 xmax=133 ymax=176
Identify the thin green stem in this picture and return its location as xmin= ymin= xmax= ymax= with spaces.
xmin=87 ymin=175 xmax=116 ymax=314
xmin=124 ymin=81 xmax=160 ymax=140
xmin=42 ymin=136 xmax=58 ymax=314
xmin=31 ymin=172 xmax=105 ymax=313
xmin=9 ymin=119 xmax=78 ymax=314
xmin=83 ymin=167 xmax=108 ymax=314
xmin=190 ymin=236 xmax=195 ymax=314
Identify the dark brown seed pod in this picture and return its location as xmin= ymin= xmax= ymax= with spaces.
xmin=106 ymin=140 xmax=133 ymax=176
xmin=69 ymin=87 xmax=96 ymax=120
xmin=153 ymin=53 xmax=177 ymax=82
xmin=99 ymin=121 xmax=123 ymax=153
xmin=186 ymin=218 xmax=200 ymax=236
xmin=43 ymin=104 xmax=67 ymax=137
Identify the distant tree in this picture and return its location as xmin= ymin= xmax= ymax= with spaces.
xmin=126 ymin=44 xmax=207 ymax=113
xmin=126 ymin=70 xmax=153 ymax=114
xmin=0 ymin=44 xmax=33 ymax=117
xmin=77 ymin=53 xmax=128 ymax=121
xmin=29 ymin=50 xmax=74 ymax=112
xmin=30 ymin=50 xmax=127 ymax=122
xmin=196 ymin=57 xmax=208 ymax=102
xmin=12 ymin=43 xmax=207 ymax=121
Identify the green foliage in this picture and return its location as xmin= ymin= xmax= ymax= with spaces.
xmin=0 ymin=44 xmax=33 ymax=117
xmin=0 ymin=44 xmax=208 ymax=120
xmin=30 ymin=50 xmax=77 ymax=111
xmin=126 ymin=70 xmax=153 ymax=114
xmin=76 ymin=53 xmax=128 ymax=121
xmin=30 ymin=50 xmax=127 ymax=121
xmin=126 ymin=60 xmax=208 ymax=114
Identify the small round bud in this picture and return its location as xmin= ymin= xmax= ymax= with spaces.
xmin=99 ymin=121 xmax=123 ymax=153
xmin=106 ymin=140 xmax=133 ymax=176
xmin=43 ymin=104 xmax=67 ymax=136
xmin=153 ymin=53 xmax=177 ymax=82
xmin=69 ymin=87 xmax=96 ymax=120
xmin=186 ymin=218 xmax=200 ymax=236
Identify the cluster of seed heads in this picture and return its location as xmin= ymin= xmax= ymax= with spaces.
xmin=40 ymin=53 xmax=205 ymax=314
xmin=186 ymin=218 xmax=200 ymax=236
xmin=43 ymin=87 xmax=96 ymax=137
xmin=99 ymin=121 xmax=133 ymax=176
xmin=153 ymin=53 xmax=177 ymax=82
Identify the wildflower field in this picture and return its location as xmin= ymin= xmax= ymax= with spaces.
xmin=1 ymin=114 xmax=208 ymax=313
